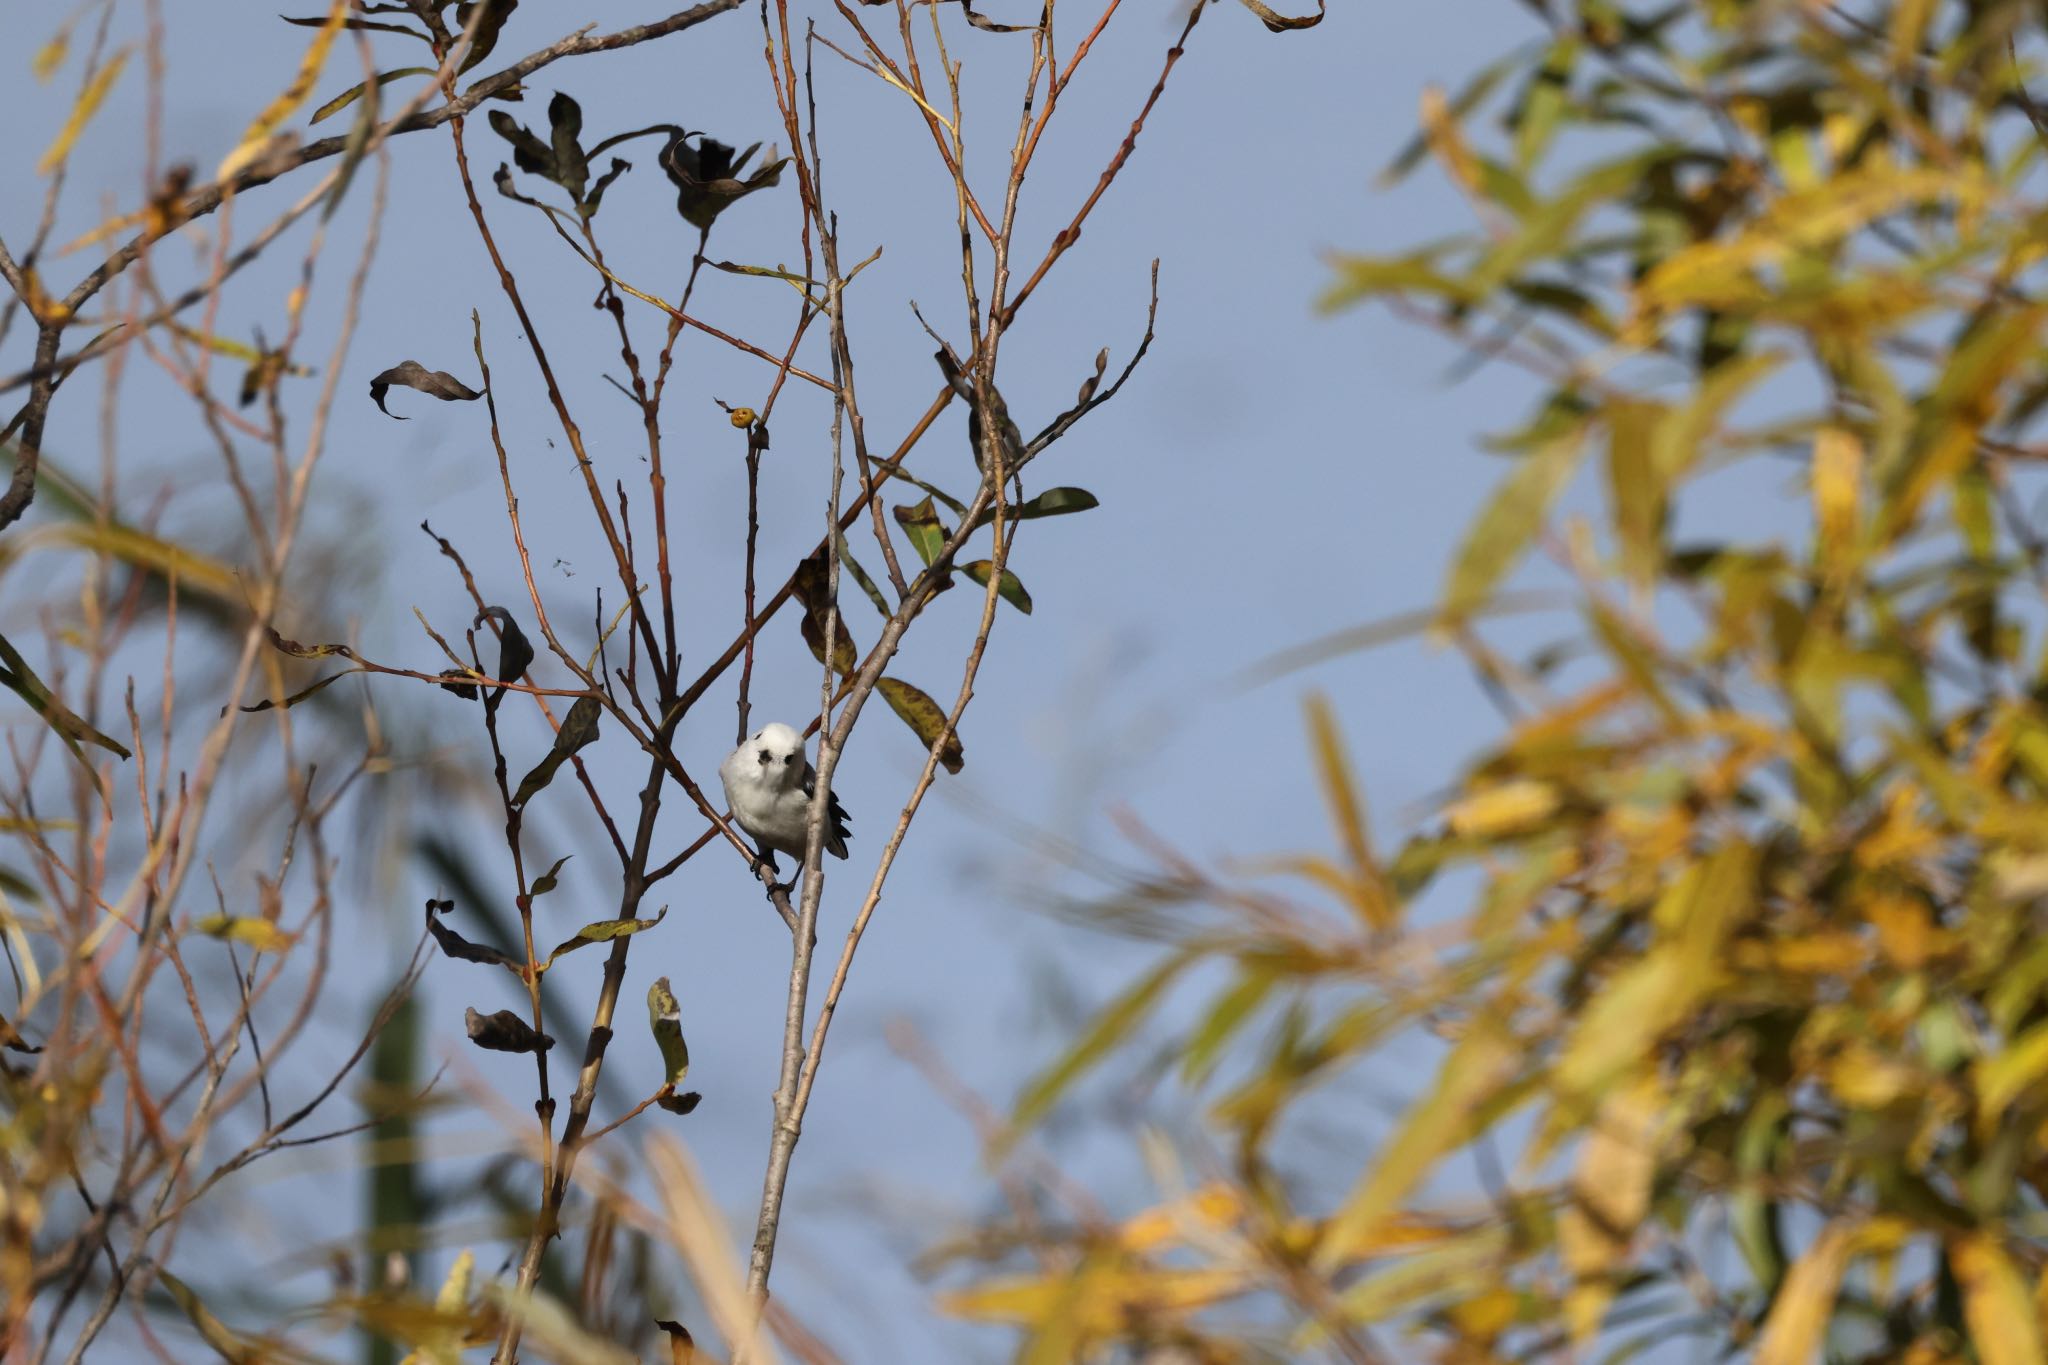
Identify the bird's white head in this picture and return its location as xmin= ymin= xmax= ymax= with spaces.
xmin=744 ymin=722 xmax=807 ymax=788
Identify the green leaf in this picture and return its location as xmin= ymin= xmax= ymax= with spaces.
xmin=877 ymin=676 xmax=964 ymax=774
xmin=837 ymin=532 xmax=893 ymax=616
xmin=310 ymin=67 xmax=431 ymax=124
xmin=1007 ymin=949 xmax=1196 ymax=1143
xmin=1442 ymin=426 xmax=1587 ymax=618
xmin=158 ymin=1269 xmax=256 ymax=1361
xmin=511 ymin=695 xmax=602 ymax=807
xmin=1182 ymin=970 xmax=1275 ymax=1085
xmin=959 ymin=560 xmax=1032 ymax=613
xmin=1512 ymin=34 xmax=1577 ymax=173
xmin=0 ymin=633 xmax=131 ymax=764
xmin=648 ymin=975 xmax=689 ymax=1085
xmin=970 ymin=485 xmax=1099 ymax=531
xmin=540 ymin=907 xmax=665 ymax=969
xmin=529 ymin=854 xmax=571 ymax=900
xmin=893 ymin=497 xmax=949 ymax=566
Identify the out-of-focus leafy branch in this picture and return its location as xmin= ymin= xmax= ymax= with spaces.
xmin=936 ymin=2 xmax=2048 ymax=1362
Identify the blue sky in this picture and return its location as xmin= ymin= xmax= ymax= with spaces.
xmin=0 ymin=3 xmax=1572 ymax=1358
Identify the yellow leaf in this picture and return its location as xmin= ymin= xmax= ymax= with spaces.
xmin=193 ymin=914 xmax=294 ymax=954
xmin=939 ymin=1265 xmax=1246 ymax=1330
xmin=1116 ymin=1185 xmax=1240 ymax=1252
xmin=1559 ymin=1075 xmax=1665 ymax=1342
xmin=218 ymin=0 xmax=347 ymax=180
xmin=1419 ymin=84 xmax=1483 ymax=201
xmin=38 ymin=48 xmax=130 ymax=176
xmin=1976 ymin=1022 xmax=2048 ymax=1127
xmin=1443 ymin=779 xmax=1560 ymax=837
xmin=1754 ymin=1219 xmax=1859 ymax=1365
xmin=1304 ymin=693 xmax=1393 ymax=929
xmin=32 ymin=28 xmax=69 ymax=82
xmin=1315 ymin=1016 xmax=1518 ymax=1269
xmin=1952 ymin=1232 xmax=2047 ymax=1365
xmin=1812 ymin=426 xmax=1862 ymax=564
xmin=1641 ymin=166 xmax=1990 ymax=309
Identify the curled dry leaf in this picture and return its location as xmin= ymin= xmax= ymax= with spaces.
xmin=369 ymin=360 xmax=483 ymax=418
xmin=465 ymin=1006 xmax=554 ymax=1054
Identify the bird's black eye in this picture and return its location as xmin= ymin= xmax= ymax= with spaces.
xmin=757 ymin=749 xmax=771 ymax=764
xmin=784 ymin=754 xmax=797 ymax=766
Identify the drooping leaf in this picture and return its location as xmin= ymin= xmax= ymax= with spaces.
xmin=159 ymin=1269 xmax=257 ymax=1361
xmin=310 ymin=67 xmax=431 ymax=124
xmin=511 ymin=695 xmax=602 ymax=806
xmin=1 ymin=1012 xmax=43 ymax=1054
xmin=540 ymin=907 xmax=665 ymax=969
xmin=894 ymin=497 xmax=950 ymax=566
xmin=581 ymin=157 xmax=630 ymax=219
xmin=655 ymin=1319 xmax=698 ymax=1364
xmin=267 ymin=628 xmax=353 ymax=660
xmin=369 ymin=361 xmax=483 ymax=417
xmin=648 ymin=975 xmax=690 ymax=1086
xmin=38 ymin=47 xmax=130 ymax=176
xmin=959 ymin=560 xmax=1032 ymax=614
xmin=473 ymin=606 xmax=535 ymax=711
xmin=877 ymin=676 xmax=964 ymax=773
xmin=0 ymin=633 xmax=131 ymax=763
xmin=547 ymin=92 xmax=589 ymax=201
xmin=238 ymin=669 xmax=355 ymax=714
xmin=455 ymin=0 xmax=519 ymax=73
xmin=792 ymin=548 xmax=859 ymax=675
xmin=464 ymin=1006 xmax=553 ymax=1054
xmin=836 ymin=532 xmax=893 ymax=615
xmin=425 ymin=899 xmax=520 ymax=971
xmin=220 ymin=0 xmax=345 ymax=179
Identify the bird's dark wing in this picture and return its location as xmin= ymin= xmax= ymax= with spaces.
xmin=800 ymin=760 xmax=852 ymax=859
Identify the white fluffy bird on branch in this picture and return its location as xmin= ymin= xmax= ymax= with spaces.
xmin=719 ymin=721 xmax=851 ymax=877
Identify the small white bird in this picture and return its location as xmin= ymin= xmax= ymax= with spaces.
xmin=719 ymin=721 xmax=851 ymax=876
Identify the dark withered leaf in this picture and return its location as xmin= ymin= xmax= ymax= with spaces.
xmin=877 ymin=676 xmax=964 ymax=774
xmin=659 ymin=131 xmax=786 ymax=230
xmin=473 ymin=607 xmax=534 ymax=710
xmin=455 ymin=0 xmax=518 ymax=73
xmin=656 ymin=1320 xmax=697 ymax=1364
xmin=1 ymin=1013 xmax=42 ymax=1055
xmin=465 ymin=1006 xmax=553 ymax=1054
xmin=493 ymin=163 xmax=546 ymax=209
xmin=268 ymin=628 xmax=354 ymax=660
xmin=959 ymin=0 xmax=1035 ymax=30
xmin=548 ymin=91 xmax=589 ymax=200
xmin=238 ymin=670 xmax=353 ymax=714
xmin=488 ymin=109 xmax=555 ymax=179
xmin=369 ymin=361 xmax=482 ymax=418
xmin=657 ymin=1091 xmax=702 ymax=1115
xmin=792 ymin=549 xmax=859 ymax=675
xmin=581 ymin=157 xmax=630 ymax=219
xmin=425 ymin=899 xmax=519 ymax=970
xmin=437 ymin=668 xmax=480 ymax=700
xmin=511 ymin=695 xmax=601 ymax=806
xmin=1238 ymin=0 xmax=1325 ymax=30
